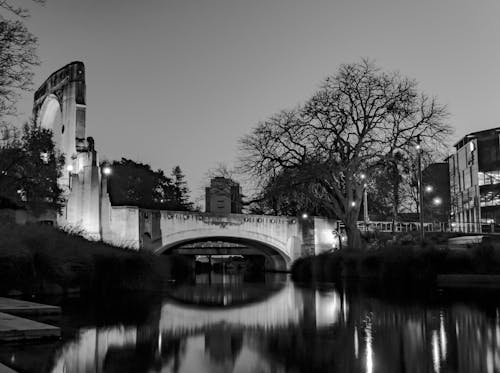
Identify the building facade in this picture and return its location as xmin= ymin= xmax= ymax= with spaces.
xmin=449 ymin=127 xmax=500 ymax=232
xmin=205 ymin=177 xmax=242 ymax=214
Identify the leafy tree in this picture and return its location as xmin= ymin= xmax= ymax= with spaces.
xmin=106 ymin=159 xmax=193 ymax=211
xmin=240 ymin=59 xmax=451 ymax=249
xmin=170 ymin=165 xmax=193 ymax=211
xmin=0 ymin=0 xmax=44 ymax=122
xmin=0 ymin=121 xmax=65 ymax=213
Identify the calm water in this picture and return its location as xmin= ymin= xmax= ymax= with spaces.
xmin=2 ymin=273 xmax=500 ymax=373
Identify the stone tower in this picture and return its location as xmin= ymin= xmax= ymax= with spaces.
xmin=33 ymin=62 xmax=111 ymax=239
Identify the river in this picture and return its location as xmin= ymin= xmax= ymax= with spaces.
xmin=1 ymin=272 xmax=500 ymax=372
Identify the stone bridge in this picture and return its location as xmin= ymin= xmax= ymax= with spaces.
xmin=100 ymin=207 xmax=339 ymax=270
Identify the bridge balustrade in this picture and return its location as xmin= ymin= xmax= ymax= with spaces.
xmin=356 ymin=221 xmax=450 ymax=233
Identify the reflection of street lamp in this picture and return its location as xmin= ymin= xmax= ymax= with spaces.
xmin=416 ymin=136 xmax=424 ymax=244
xmin=66 ymin=164 xmax=74 ymax=188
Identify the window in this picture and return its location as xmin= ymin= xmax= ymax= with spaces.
xmin=478 ymin=170 xmax=500 ymax=186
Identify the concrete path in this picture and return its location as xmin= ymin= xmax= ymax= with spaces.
xmin=0 ymin=297 xmax=60 ymax=316
xmin=0 ymin=363 xmax=17 ymax=373
xmin=0 ymin=312 xmax=60 ymax=341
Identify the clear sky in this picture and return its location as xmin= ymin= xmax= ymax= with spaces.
xmin=13 ymin=0 xmax=500 ymax=203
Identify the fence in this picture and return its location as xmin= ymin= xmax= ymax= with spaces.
xmin=356 ymin=221 xmax=449 ymax=233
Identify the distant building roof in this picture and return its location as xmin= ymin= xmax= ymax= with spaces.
xmin=454 ymin=127 xmax=500 ymax=150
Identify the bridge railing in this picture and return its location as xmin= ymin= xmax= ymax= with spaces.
xmin=356 ymin=221 xmax=449 ymax=233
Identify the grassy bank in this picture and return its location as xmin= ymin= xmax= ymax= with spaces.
xmin=0 ymin=221 xmax=192 ymax=296
xmin=291 ymin=241 xmax=500 ymax=285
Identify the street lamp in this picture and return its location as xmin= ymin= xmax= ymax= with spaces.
xmin=102 ymin=165 xmax=112 ymax=176
xmin=359 ymin=173 xmax=369 ymax=230
xmin=301 ymin=212 xmax=309 ymax=219
xmin=416 ymin=135 xmax=424 ymax=244
xmin=425 ymin=185 xmax=433 ymax=193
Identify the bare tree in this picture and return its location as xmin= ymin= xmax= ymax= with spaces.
xmin=240 ymin=59 xmax=451 ymax=249
xmin=0 ymin=0 xmax=44 ymax=122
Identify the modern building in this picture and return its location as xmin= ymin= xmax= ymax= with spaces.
xmin=448 ymin=127 xmax=500 ymax=232
xmin=205 ymin=177 xmax=242 ymax=214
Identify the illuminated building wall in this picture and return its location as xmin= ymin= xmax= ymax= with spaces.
xmin=449 ymin=127 xmax=500 ymax=232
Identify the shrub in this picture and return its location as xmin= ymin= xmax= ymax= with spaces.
xmin=0 ymin=221 xmax=189 ymax=296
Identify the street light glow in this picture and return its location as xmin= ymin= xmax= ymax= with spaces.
xmin=301 ymin=213 xmax=308 ymax=219
xmin=351 ymin=201 xmax=356 ymax=207
xmin=433 ymin=197 xmax=442 ymax=206
xmin=425 ymin=185 xmax=433 ymax=193
xmin=102 ymin=166 xmax=112 ymax=175
xmin=360 ymin=173 xmax=366 ymax=180
xmin=66 ymin=164 xmax=74 ymax=172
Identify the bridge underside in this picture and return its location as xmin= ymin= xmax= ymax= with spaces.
xmin=160 ymin=236 xmax=290 ymax=272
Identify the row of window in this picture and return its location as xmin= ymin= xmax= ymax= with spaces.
xmin=478 ymin=170 xmax=500 ymax=186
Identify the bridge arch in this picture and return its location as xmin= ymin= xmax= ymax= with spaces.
xmin=155 ymin=233 xmax=292 ymax=271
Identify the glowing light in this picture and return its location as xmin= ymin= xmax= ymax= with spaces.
xmin=470 ymin=142 xmax=475 ymax=152
xmin=315 ymin=290 xmax=341 ymax=327
xmin=439 ymin=312 xmax=447 ymax=360
xmin=102 ymin=166 xmax=112 ymax=175
xmin=301 ymin=213 xmax=308 ymax=219
xmin=66 ymin=164 xmax=74 ymax=172
xmin=432 ymin=330 xmax=440 ymax=373
xmin=351 ymin=201 xmax=356 ymax=207
xmin=354 ymin=326 xmax=359 ymax=359
xmin=433 ymin=197 xmax=442 ymax=206
xmin=360 ymin=173 xmax=366 ymax=180
xmin=365 ymin=316 xmax=373 ymax=373
xmin=425 ymin=185 xmax=434 ymax=193
xmin=415 ymin=143 xmax=421 ymax=151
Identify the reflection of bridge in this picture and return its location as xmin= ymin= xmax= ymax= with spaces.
xmin=48 ymin=283 xmax=342 ymax=373
xmin=158 ymin=284 xmax=341 ymax=334
xmin=28 ymin=62 xmax=339 ymax=270
xmin=45 ymin=284 xmax=500 ymax=373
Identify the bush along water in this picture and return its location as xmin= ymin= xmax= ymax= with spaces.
xmin=291 ymin=239 xmax=500 ymax=285
xmin=0 ymin=221 xmax=192 ymax=297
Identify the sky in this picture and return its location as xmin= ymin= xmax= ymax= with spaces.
xmin=11 ymin=0 xmax=500 ymax=204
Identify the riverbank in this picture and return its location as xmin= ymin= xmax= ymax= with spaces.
xmin=291 ymin=241 xmax=500 ymax=284
xmin=0 ymin=221 xmax=191 ymax=297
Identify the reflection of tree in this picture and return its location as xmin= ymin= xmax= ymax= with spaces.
xmin=205 ymin=328 xmax=243 ymax=369
xmin=103 ymin=335 xmax=186 ymax=373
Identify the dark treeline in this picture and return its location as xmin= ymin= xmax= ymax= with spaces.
xmin=106 ymin=158 xmax=193 ymax=211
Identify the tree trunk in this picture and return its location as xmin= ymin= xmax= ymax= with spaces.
xmin=345 ymin=222 xmax=363 ymax=250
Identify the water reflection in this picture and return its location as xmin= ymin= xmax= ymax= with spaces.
xmin=6 ymin=274 xmax=500 ymax=372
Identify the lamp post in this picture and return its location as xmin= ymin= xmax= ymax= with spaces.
xmin=360 ymin=173 xmax=369 ymax=231
xmin=416 ymin=136 xmax=424 ymax=244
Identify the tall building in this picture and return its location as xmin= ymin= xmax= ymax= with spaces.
xmin=448 ymin=127 xmax=500 ymax=232
xmin=205 ymin=177 xmax=242 ymax=214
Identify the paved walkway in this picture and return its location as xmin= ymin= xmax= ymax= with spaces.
xmin=0 ymin=363 xmax=17 ymax=373
xmin=0 ymin=312 xmax=60 ymax=341
xmin=0 ymin=297 xmax=60 ymax=316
